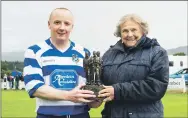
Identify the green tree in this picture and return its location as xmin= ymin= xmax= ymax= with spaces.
xmin=1 ymin=61 xmax=8 ymax=71
xmin=1 ymin=61 xmax=24 ymax=76
xmin=173 ymin=52 xmax=186 ymax=56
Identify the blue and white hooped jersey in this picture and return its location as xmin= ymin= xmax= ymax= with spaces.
xmin=23 ymin=38 xmax=91 ymax=116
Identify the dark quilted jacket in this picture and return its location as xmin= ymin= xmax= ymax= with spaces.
xmin=101 ymin=36 xmax=169 ymax=118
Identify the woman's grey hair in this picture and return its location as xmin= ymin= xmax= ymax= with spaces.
xmin=114 ymin=14 xmax=149 ymax=37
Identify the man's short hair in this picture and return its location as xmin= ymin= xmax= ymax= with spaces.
xmin=49 ymin=7 xmax=73 ymax=21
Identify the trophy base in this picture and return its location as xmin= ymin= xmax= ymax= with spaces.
xmin=83 ymin=84 xmax=104 ymax=101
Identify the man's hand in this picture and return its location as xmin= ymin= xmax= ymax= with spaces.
xmin=98 ymin=85 xmax=114 ymax=102
xmin=65 ymin=84 xmax=96 ymax=103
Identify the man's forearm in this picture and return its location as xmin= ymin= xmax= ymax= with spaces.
xmin=33 ymin=85 xmax=69 ymax=101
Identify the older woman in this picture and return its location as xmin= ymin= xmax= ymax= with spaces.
xmin=98 ymin=14 xmax=169 ymax=118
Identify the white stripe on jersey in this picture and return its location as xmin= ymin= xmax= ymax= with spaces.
xmin=37 ymin=40 xmax=52 ymax=50
xmin=41 ymin=56 xmax=83 ymax=67
xmin=25 ymin=80 xmax=44 ymax=92
xmin=24 ymin=48 xmax=43 ymax=68
xmin=43 ymin=75 xmax=50 ymax=85
xmin=72 ymin=44 xmax=85 ymax=56
xmin=36 ymin=41 xmax=52 ymax=58
xmin=35 ymin=41 xmax=53 ymax=67
xmin=23 ymin=66 xmax=43 ymax=76
xmin=24 ymin=49 xmax=36 ymax=59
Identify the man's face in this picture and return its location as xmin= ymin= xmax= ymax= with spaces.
xmin=48 ymin=9 xmax=74 ymax=41
xmin=120 ymin=20 xmax=143 ymax=47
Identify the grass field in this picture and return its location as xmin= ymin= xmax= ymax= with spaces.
xmin=1 ymin=90 xmax=188 ymax=118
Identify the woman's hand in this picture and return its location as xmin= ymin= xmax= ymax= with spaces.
xmin=98 ymin=85 xmax=114 ymax=102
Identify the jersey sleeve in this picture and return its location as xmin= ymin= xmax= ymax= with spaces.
xmin=23 ymin=46 xmax=45 ymax=98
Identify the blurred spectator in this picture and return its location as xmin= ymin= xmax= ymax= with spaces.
xmin=3 ymin=74 xmax=7 ymax=82
xmin=20 ymin=75 xmax=24 ymax=81
xmin=3 ymin=74 xmax=7 ymax=90
xmin=15 ymin=75 xmax=20 ymax=90
xmin=7 ymin=75 xmax=13 ymax=89
xmin=11 ymin=76 xmax=14 ymax=89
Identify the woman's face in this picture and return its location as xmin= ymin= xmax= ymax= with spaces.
xmin=120 ymin=20 xmax=143 ymax=47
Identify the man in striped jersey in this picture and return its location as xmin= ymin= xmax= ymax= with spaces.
xmin=24 ymin=8 xmax=100 ymax=118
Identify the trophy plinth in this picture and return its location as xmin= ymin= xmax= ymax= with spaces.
xmin=83 ymin=84 xmax=104 ymax=97
xmin=83 ymin=51 xmax=104 ymax=100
